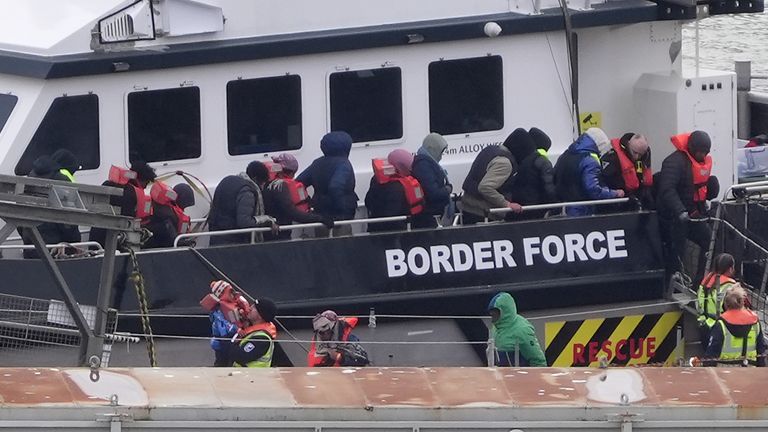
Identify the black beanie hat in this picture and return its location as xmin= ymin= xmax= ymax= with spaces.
xmin=529 ymin=127 xmax=552 ymax=151
xmin=254 ymin=298 xmax=277 ymax=323
xmin=619 ymin=132 xmax=636 ymax=148
xmin=689 ymin=130 xmax=711 ymax=154
xmin=51 ymin=149 xmax=79 ymax=173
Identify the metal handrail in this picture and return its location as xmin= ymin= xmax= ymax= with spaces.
xmin=724 ymin=179 xmax=768 ymax=201
xmin=0 ymin=241 xmax=104 ymax=252
xmin=488 ymin=197 xmax=630 ymax=215
xmin=172 ymin=215 xmax=410 ymax=247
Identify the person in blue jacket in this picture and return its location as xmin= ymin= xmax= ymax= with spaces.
xmin=411 ymin=133 xmax=452 ymax=228
xmin=553 ymin=128 xmax=624 ymax=216
xmin=297 ymin=131 xmax=358 ymax=235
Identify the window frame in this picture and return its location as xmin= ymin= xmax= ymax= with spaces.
xmin=427 ymin=54 xmax=505 ymax=137
xmin=225 ymin=74 xmax=304 ymax=158
xmin=14 ymin=92 xmax=101 ymax=176
xmin=0 ymin=93 xmax=18 ymax=138
xmin=326 ymin=64 xmax=405 ymax=147
xmin=125 ymin=84 xmax=203 ymax=166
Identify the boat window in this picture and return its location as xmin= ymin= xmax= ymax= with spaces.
xmin=428 ymin=56 xmax=504 ymax=136
xmin=15 ymin=94 xmax=100 ymax=175
xmin=0 ymin=94 xmax=17 ymax=136
xmin=128 ymin=87 xmax=201 ymax=163
xmin=330 ymin=67 xmax=403 ymax=143
xmin=227 ymin=75 xmax=302 ymax=155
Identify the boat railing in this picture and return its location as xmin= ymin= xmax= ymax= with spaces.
xmin=172 ymin=215 xmax=410 ymax=247
xmin=0 ymin=241 xmax=104 ymax=253
xmin=486 ymin=197 xmax=631 ymax=221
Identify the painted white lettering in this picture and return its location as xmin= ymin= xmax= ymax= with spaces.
xmin=563 ymin=233 xmax=588 ymax=262
xmin=452 ymin=243 xmax=474 ymax=271
xmin=607 ymin=230 xmax=628 ymax=258
xmin=407 ymin=247 xmax=430 ymax=276
xmin=493 ymin=240 xmax=516 ymax=268
xmin=473 ymin=241 xmax=494 ymax=270
xmin=586 ymin=231 xmax=607 ymax=259
xmin=430 ymin=245 xmax=454 ymax=273
xmin=541 ymin=235 xmax=565 ymax=264
xmin=385 ymin=249 xmax=407 ymax=277
xmin=523 ymin=237 xmax=541 ymax=266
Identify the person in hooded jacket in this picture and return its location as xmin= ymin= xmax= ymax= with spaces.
xmin=488 ymin=292 xmax=547 ymax=367
xmin=144 ymin=183 xmax=195 ymax=248
xmin=51 ymin=149 xmax=80 ymax=182
xmin=19 ymin=155 xmax=81 ymax=258
xmin=530 ymin=127 xmax=552 ymax=160
xmin=703 ymin=284 xmax=766 ymax=366
xmin=600 ymin=133 xmax=654 ymax=212
xmin=89 ymin=161 xmax=157 ymax=248
xmin=297 ymin=131 xmax=358 ymax=236
xmin=411 ymin=133 xmax=452 ymax=229
xmin=506 ymin=128 xmax=557 ymax=220
xmin=308 ymin=310 xmax=369 ymax=367
xmin=365 ymin=149 xmax=416 ymax=233
xmin=263 ymin=153 xmax=333 ymax=241
xmin=554 ymin=127 xmax=625 ymax=216
xmin=461 ymin=131 xmax=523 ymax=224
xmin=208 ymin=161 xmax=278 ymax=246
xmin=656 ymin=130 xmax=718 ymax=281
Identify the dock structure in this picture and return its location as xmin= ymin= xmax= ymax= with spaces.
xmin=0 ymin=367 xmax=766 ymax=431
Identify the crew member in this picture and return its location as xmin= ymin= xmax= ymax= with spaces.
xmin=488 ymin=292 xmax=547 ymax=367
xmin=89 ymin=161 xmax=156 ymax=247
xmin=263 ymin=153 xmax=333 ymax=241
xmin=703 ymin=284 xmax=766 ymax=367
xmin=208 ymin=161 xmax=278 ymax=245
xmin=230 ymin=297 xmax=279 ymax=368
xmin=308 ymin=310 xmax=369 ymax=367
xmin=697 ymin=253 xmax=737 ymax=343
xmin=297 ymin=131 xmax=358 ymax=236
xmin=461 ymin=129 xmax=524 ymax=224
xmin=554 ymin=127 xmax=625 ymax=216
xmin=365 ymin=149 xmax=424 ymax=232
xmin=506 ymin=128 xmax=557 ymax=219
xmin=657 ymin=130 xmax=718 ymax=281
xmin=411 ymin=133 xmax=452 ymax=229
xmin=144 ymin=182 xmax=195 ymax=248
xmin=51 ymin=149 xmax=80 ymax=182
xmin=601 ymin=133 xmax=654 ymax=211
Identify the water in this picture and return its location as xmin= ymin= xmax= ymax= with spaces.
xmin=682 ymin=11 xmax=768 ymax=92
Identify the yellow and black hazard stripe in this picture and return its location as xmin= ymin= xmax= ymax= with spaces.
xmin=544 ymin=312 xmax=683 ymax=367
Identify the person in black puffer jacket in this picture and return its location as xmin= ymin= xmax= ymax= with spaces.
xmin=297 ymin=131 xmax=358 ymax=235
xmin=208 ymin=162 xmax=277 ymax=246
xmin=411 ymin=133 xmax=451 ymax=229
xmin=506 ymin=128 xmax=557 ymax=220
xmin=657 ymin=130 xmax=718 ymax=282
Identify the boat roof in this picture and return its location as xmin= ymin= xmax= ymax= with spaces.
xmin=1 ymin=367 xmax=766 ymax=421
xmin=0 ymin=0 xmax=759 ymax=79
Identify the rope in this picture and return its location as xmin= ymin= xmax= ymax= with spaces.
xmin=127 ymin=248 xmax=158 ymax=367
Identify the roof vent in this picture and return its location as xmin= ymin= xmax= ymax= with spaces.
xmin=98 ymin=0 xmax=156 ymax=44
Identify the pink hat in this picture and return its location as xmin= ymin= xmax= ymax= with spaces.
xmin=271 ymin=153 xmax=299 ymax=173
xmin=387 ymin=149 xmax=414 ymax=176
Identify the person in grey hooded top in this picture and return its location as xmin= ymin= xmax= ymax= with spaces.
xmin=411 ymin=133 xmax=452 ymax=228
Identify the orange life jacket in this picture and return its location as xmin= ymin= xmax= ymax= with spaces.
xmin=701 ymin=272 xmax=736 ymax=292
xmin=283 ymin=178 xmax=311 ymax=212
xmin=670 ymin=133 xmax=713 ymax=203
xmin=108 ymin=165 xmax=152 ymax=219
xmin=150 ymin=181 xmax=190 ymax=233
xmin=307 ymin=317 xmax=358 ymax=367
xmin=237 ymin=322 xmax=278 ymax=339
xmin=610 ymin=138 xmax=653 ymax=193
xmin=371 ymin=158 xmax=424 ymax=215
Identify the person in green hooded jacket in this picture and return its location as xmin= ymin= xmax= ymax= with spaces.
xmin=488 ymin=292 xmax=547 ymax=366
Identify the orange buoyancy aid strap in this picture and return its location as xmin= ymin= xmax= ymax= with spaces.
xmin=238 ymin=322 xmax=278 ymax=339
xmin=670 ymin=133 xmax=712 ymax=202
xmin=284 ymin=178 xmax=311 ymax=212
xmin=108 ymin=165 xmax=137 ymax=186
xmin=394 ymin=176 xmax=424 ymax=215
xmin=132 ymin=185 xmax=153 ymax=219
xmin=150 ymin=181 xmax=177 ymax=206
xmin=171 ymin=205 xmax=191 ymax=233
